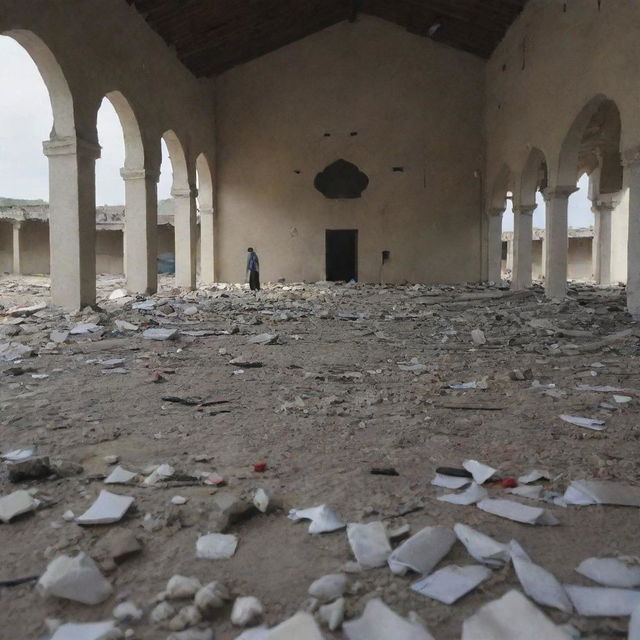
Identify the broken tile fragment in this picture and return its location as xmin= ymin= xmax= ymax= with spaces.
xmin=76 ymin=490 xmax=134 ymax=525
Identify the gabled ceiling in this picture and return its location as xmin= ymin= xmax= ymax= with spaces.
xmin=127 ymin=0 xmax=529 ymax=77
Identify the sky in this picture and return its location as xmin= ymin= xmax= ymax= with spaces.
xmin=0 ymin=34 xmax=595 ymax=228
xmin=0 ymin=35 xmax=173 ymax=204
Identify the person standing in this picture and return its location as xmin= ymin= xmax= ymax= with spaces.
xmin=246 ymin=247 xmax=260 ymax=291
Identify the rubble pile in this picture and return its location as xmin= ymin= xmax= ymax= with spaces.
xmin=1 ymin=273 xmax=640 ymax=639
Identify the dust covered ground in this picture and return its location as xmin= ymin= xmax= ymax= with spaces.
xmin=1 ymin=274 xmax=640 ymax=639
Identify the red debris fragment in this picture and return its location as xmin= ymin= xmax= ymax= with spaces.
xmin=500 ymin=477 xmax=518 ymax=488
xmin=254 ymin=461 xmax=267 ymax=473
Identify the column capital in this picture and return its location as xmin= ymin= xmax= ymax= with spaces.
xmin=513 ymin=205 xmax=536 ymax=216
xmin=43 ymin=135 xmax=101 ymax=160
xmin=120 ymin=167 xmax=160 ymax=183
xmin=543 ymin=185 xmax=578 ymax=200
xmin=487 ymin=206 xmax=505 ymax=217
xmin=591 ymin=201 xmax=616 ymax=214
xmin=622 ymin=145 xmax=640 ymax=167
xmin=11 ymin=220 xmax=23 ymax=230
xmin=171 ymin=186 xmax=198 ymax=199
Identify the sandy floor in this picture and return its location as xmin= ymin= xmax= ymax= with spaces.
xmin=1 ymin=275 xmax=639 ymax=639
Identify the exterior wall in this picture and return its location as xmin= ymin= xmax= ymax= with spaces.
xmin=96 ymin=229 xmax=123 ymax=275
xmin=21 ymin=221 xmax=49 ymax=274
xmin=485 ymin=0 xmax=640 ymax=284
xmin=532 ymin=238 xmax=543 ymax=279
xmin=567 ymin=236 xmax=593 ymax=281
xmin=216 ymin=16 xmax=485 ymax=284
xmin=0 ymin=221 xmax=11 ymax=272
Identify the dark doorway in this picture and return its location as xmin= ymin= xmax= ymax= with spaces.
xmin=326 ymin=229 xmax=358 ymax=282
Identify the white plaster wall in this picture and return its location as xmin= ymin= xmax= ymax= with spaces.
xmin=485 ymin=0 xmax=640 ymax=283
xmin=216 ymin=16 xmax=484 ymax=284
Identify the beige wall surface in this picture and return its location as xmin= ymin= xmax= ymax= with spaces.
xmin=485 ymin=0 xmax=640 ymax=282
xmin=96 ymin=230 xmax=123 ymax=275
xmin=567 ymin=236 xmax=592 ymax=281
xmin=216 ymin=16 xmax=485 ymax=284
xmin=21 ymin=222 xmax=49 ymax=274
xmin=0 ymin=221 xmax=11 ymax=272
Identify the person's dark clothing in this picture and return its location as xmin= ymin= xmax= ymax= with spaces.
xmin=249 ymin=270 xmax=260 ymax=291
xmin=247 ymin=251 xmax=260 ymax=291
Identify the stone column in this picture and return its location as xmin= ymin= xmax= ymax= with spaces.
xmin=543 ymin=186 xmax=577 ymax=299
xmin=120 ymin=168 xmax=159 ymax=294
xmin=487 ymin=207 xmax=504 ymax=283
xmin=624 ymin=149 xmax=640 ymax=318
xmin=11 ymin=221 xmax=23 ymax=274
xmin=591 ymin=201 xmax=614 ymax=285
xmin=172 ymin=185 xmax=198 ymax=289
xmin=43 ymin=136 xmax=100 ymax=309
xmin=512 ymin=205 xmax=536 ymax=290
xmin=200 ymin=207 xmax=215 ymax=283
xmin=505 ymin=237 xmax=514 ymax=275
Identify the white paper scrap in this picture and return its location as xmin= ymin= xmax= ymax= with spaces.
xmin=343 ymin=598 xmax=435 ymax=640
xmin=559 ymin=414 xmax=606 ymax=430
xmin=462 ymin=590 xmax=569 ymax=640
xmin=477 ymin=499 xmax=559 ymax=525
xmin=347 ymin=522 xmax=392 ymax=570
xmin=431 ymin=473 xmax=470 ymax=490
xmin=576 ymin=557 xmax=640 ymax=588
xmin=563 ymin=480 xmax=640 ymax=507
xmin=76 ymin=490 xmax=134 ymax=525
xmin=51 ymin=620 xmax=117 ymax=640
xmin=518 ymin=470 xmax=550 ymax=484
xmin=288 ymin=504 xmax=346 ymax=534
xmin=630 ymin=601 xmax=640 ymax=640
xmin=508 ymin=485 xmax=543 ymax=501
xmin=1 ymin=446 xmax=36 ymax=462
xmin=453 ymin=523 xmax=510 ymax=568
xmin=564 ymin=585 xmax=640 ymax=616
xmin=411 ymin=564 xmax=491 ymax=604
xmin=388 ymin=526 xmax=456 ymax=576
xmin=462 ymin=460 xmax=497 ymax=484
xmin=510 ymin=541 xmax=572 ymax=613
xmin=438 ymin=483 xmax=488 ymax=506
xmin=104 ymin=465 xmax=138 ymax=485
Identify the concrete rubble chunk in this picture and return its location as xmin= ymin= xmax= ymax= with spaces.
xmin=143 ymin=327 xmax=178 ymax=340
xmin=318 ymin=597 xmax=345 ymax=631
xmin=0 ymin=341 xmax=33 ymax=361
xmin=76 ymin=490 xmax=134 ymax=525
xmin=50 ymin=620 xmax=118 ymax=640
xmin=115 ymin=319 xmax=138 ymax=331
xmin=196 ymin=533 xmax=238 ymax=559
xmin=166 ymin=575 xmax=203 ymax=599
xmin=343 ymin=598 xmax=435 ymax=640
xmin=104 ymin=465 xmax=138 ymax=484
xmin=169 ymin=605 xmax=202 ymax=631
xmin=151 ymin=601 xmax=176 ymax=624
xmin=6 ymin=301 xmax=47 ymax=317
xmin=50 ymin=329 xmax=69 ymax=343
xmin=7 ymin=455 xmax=51 ymax=482
xmin=266 ymin=612 xmax=324 ymax=640
xmin=113 ymin=600 xmax=144 ymax=623
xmin=249 ymin=333 xmax=279 ymax=345
xmin=388 ymin=526 xmax=456 ymax=576
xmin=37 ymin=552 xmax=112 ymax=604
xmin=231 ymin=596 xmax=264 ymax=626
xmin=194 ymin=581 xmax=230 ymax=614
xmin=347 ymin=522 xmax=392 ymax=570
xmin=0 ymin=489 xmax=38 ymax=523
xmin=462 ymin=590 xmax=569 ymax=640
xmin=471 ymin=329 xmax=486 ymax=345
xmin=308 ymin=574 xmax=348 ymax=602
xmin=143 ymin=463 xmax=175 ymax=486
xmin=93 ymin=527 xmax=142 ymax=564
xmin=70 ymin=322 xmax=102 ymax=335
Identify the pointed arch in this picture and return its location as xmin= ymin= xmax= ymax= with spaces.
xmin=489 ymin=163 xmax=513 ymax=211
xmin=105 ymin=90 xmax=144 ymax=170
xmin=519 ymin=147 xmax=548 ymax=207
xmin=196 ymin=153 xmax=213 ymax=211
xmin=162 ymin=129 xmax=189 ymax=191
xmin=3 ymin=30 xmax=74 ymax=138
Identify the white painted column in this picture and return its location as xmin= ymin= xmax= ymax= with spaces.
xmin=624 ymin=150 xmax=640 ymax=318
xmin=544 ymin=186 xmax=577 ymax=299
xmin=172 ymin=185 xmax=198 ymax=289
xmin=505 ymin=237 xmax=514 ymax=275
xmin=11 ymin=221 xmax=23 ymax=275
xmin=487 ymin=207 xmax=504 ymax=283
xmin=592 ymin=202 xmax=613 ymax=285
xmin=200 ymin=207 xmax=215 ymax=283
xmin=512 ymin=205 xmax=535 ymax=289
xmin=43 ymin=136 xmax=100 ymax=309
xmin=121 ymin=168 xmax=159 ymax=294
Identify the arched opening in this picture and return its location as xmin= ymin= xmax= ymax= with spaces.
xmin=549 ymin=96 xmax=622 ymax=294
xmin=486 ymin=164 xmax=512 ymax=282
xmin=196 ymin=153 xmax=215 ymax=283
xmin=0 ymin=31 xmax=73 ymax=292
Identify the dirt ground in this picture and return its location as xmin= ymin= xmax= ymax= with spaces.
xmin=1 ymin=274 xmax=640 ymax=640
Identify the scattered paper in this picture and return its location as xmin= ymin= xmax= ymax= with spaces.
xmin=343 ymin=598 xmax=435 ymax=640
xmin=477 ymin=499 xmax=559 ymax=525
xmin=0 ymin=489 xmax=38 ymax=523
xmin=412 ymin=564 xmax=491 ymax=604
xmin=559 ymin=414 xmax=606 ymax=431
xmin=196 ymin=533 xmax=238 ymax=559
xmin=563 ymin=479 xmax=640 ymax=507
xmin=453 ymin=523 xmax=510 ymax=568
xmin=463 ymin=460 xmax=497 ymax=484
xmin=508 ymin=485 xmax=543 ymax=500
xmin=50 ymin=621 xmax=117 ymax=640
xmin=265 ymin=612 xmax=324 ymax=639
xmin=564 ymin=585 xmax=640 ymax=616
xmin=347 ymin=522 xmax=392 ymax=569
xmin=518 ymin=470 xmax=550 ymax=484
xmin=288 ymin=504 xmax=346 ymax=534
xmin=1 ymin=446 xmax=36 ymax=462
xmin=388 ymin=526 xmax=456 ymax=575
xmin=576 ymin=557 xmax=640 ymax=588
xmin=462 ymin=590 xmax=569 ymax=640
xmin=438 ymin=483 xmax=488 ymax=505
xmin=76 ymin=490 xmax=134 ymax=525
xmin=143 ymin=463 xmax=175 ymax=486
xmin=104 ymin=466 xmax=138 ymax=485
xmin=431 ymin=473 xmax=470 ymax=490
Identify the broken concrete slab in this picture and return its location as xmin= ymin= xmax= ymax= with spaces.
xmin=196 ymin=533 xmax=238 ymax=559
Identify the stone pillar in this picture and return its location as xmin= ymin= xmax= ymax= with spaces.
xmin=120 ymin=168 xmax=159 ymax=294
xmin=624 ymin=150 xmax=640 ymax=318
xmin=172 ymin=185 xmax=198 ymax=289
xmin=43 ymin=136 xmax=100 ymax=309
xmin=543 ymin=186 xmax=577 ymax=299
xmin=11 ymin=221 xmax=23 ymax=274
xmin=505 ymin=237 xmax=514 ymax=275
xmin=591 ymin=201 xmax=614 ymax=285
xmin=512 ymin=205 xmax=536 ymax=289
xmin=487 ymin=207 xmax=504 ymax=283
xmin=200 ymin=207 xmax=215 ymax=283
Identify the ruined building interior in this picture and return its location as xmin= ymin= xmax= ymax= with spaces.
xmin=2 ymin=1 xmax=640 ymax=639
